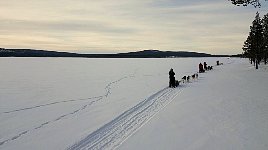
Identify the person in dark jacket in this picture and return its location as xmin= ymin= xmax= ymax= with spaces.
xmin=169 ymin=68 xmax=175 ymax=88
xmin=199 ymin=63 xmax=204 ymax=73
xmin=204 ymin=62 xmax=208 ymax=70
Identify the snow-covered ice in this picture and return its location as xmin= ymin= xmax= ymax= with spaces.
xmin=0 ymin=57 xmax=267 ymax=150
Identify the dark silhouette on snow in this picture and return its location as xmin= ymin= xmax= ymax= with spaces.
xmin=187 ymin=76 xmax=190 ymax=82
xmin=182 ymin=76 xmax=187 ymax=83
xmin=208 ymin=66 xmax=213 ymax=70
xmin=175 ymin=80 xmax=180 ymax=87
xmin=204 ymin=62 xmax=208 ymax=70
xmin=192 ymin=74 xmax=196 ymax=79
xmin=199 ymin=63 xmax=205 ymax=73
xmin=169 ymin=68 xmax=176 ymax=88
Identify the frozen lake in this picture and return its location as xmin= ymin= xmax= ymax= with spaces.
xmin=0 ymin=57 xmax=231 ymax=150
xmin=0 ymin=57 xmax=228 ymax=111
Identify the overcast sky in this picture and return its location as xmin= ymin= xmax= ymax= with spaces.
xmin=0 ymin=0 xmax=267 ymax=54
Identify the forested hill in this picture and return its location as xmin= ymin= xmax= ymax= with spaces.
xmin=117 ymin=50 xmax=213 ymax=57
xmin=0 ymin=48 xmax=231 ymax=58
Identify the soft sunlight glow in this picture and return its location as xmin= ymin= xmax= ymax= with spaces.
xmin=0 ymin=0 xmax=267 ymax=54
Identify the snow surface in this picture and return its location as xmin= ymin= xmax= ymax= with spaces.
xmin=0 ymin=57 xmax=267 ymax=150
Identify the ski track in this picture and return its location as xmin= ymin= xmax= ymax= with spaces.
xmin=0 ymin=75 xmax=132 ymax=147
xmin=67 ymin=86 xmax=181 ymax=150
xmin=1 ymin=76 xmax=132 ymax=115
xmin=0 ymin=74 xmax=134 ymax=115
xmin=1 ymin=96 xmax=102 ymax=114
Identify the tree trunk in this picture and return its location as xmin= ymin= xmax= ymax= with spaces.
xmin=256 ymin=59 xmax=259 ymax=69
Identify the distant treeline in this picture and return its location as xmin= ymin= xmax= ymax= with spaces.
xmin=0 ymin=48 xmax=232 ymax=58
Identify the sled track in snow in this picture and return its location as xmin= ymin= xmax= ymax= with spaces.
xmin=1 ymin=96 xmax=102 ymax=114
xmin=68 ymin=87 xmax=180 ymax=150
xmin=1 ymin=76 xmax=131 ymax=115
xmin=0 ymin=75 xmax=132 ymax=147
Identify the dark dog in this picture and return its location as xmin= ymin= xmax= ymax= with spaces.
xmin=182 ymin=76 xmax=187 ymax=83
xmin=187 ymin=76 xmax=190 ymax=82
xmin=192 ymin=74 xmax=196 ymax=79
xmin=207 ymin=66 xmax=213 ymax=70
xmin=195 ymin=73 xmax=198 ymax=78
xmin=175 ymin=80 xmax=180 ymax=87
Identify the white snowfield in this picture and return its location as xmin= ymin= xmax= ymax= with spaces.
xmin=0 ymin=58 xmax=267 ymax=150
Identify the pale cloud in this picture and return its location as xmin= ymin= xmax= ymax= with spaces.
xmin=0 ymin=0 xmax=267 ymax=54
xmin=0 ymin=19 xmax=137 ymax=34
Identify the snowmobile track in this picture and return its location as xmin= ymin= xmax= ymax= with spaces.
xmin=68 ymin=87 xmax=180 ymax=150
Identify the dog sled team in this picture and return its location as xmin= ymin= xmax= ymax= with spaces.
xmin=169 ymin=68 xmax=198 ymax=88
xmin=199 ymin=61 xmax=214 ymax=73
xmin=169 ymin=61 xmax=221 ymax=88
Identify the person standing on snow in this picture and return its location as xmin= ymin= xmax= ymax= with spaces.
xmin=169 ymin=68 xmax=175 ymax=88
xmin=204 ymin=62 xmax=208 ymax=70
xmin=199 ymin=63 xmax=204 ymax=73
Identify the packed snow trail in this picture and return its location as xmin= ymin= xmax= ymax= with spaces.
xmin=118 ymin=59 xmax=268 ymax=150
xmin=68 ymin=86 xmax=181 ymax=150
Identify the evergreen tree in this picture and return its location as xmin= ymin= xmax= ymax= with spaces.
xmin=262 ymin=13 xmax=268 ymax=64
xmin=229 ymin=0 xmax=267 ymax=7
xmin=252 ymin=12 xmax=264 ymax=69
xmin=244 ymin=12 xmax=264 ymax=69
xmin=243 ymin=33 xmax=254 ymax=64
